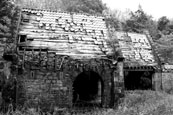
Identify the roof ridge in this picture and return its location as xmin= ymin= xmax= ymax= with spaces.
xmin=21 ymin=8 xmax=104 ymax=18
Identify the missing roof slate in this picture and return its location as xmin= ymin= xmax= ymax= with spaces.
xmin=18 ymin=8 xmax=111 ymax=59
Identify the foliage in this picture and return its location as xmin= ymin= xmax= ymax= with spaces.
xmin=104 ymin=9 xmax=122 ymax=31
xmin=15 ymin=0 xmax=106 ymax=15
xmin=105 ymin=35 xmax=121 ymax=60
xmin=124 ymin=5 xmax=148 ymax=33
xmin=157 ymin=17 xmax=173 ymax=35
xmin=124 ymin=5 xmax=155 ymax=35
xmin=0 ymin=2 xmax=19 ymax=110
xmin=114 ymin=90 xmax=173 ymax=115
xmin=0 ymin=1 xmax=173 ymax=115
xmin=0 ymin=0 xmax=18 ymax=38
xmin=158 ymin=16 xmax=170 ymax=32
xmin=61 ymin=0 xmax=107 ymax=15
xmin=146 ymin=20 xmax=161 ymax=40
xmin=0 ymin=0 xmax=19 ymax=54
xmin=15 ymin=0 xmax=62 ymax=10
xmin=0 ymin=91 xmax=173 ymax=115
xmin=122 ymin=5 xmax=162 ymax=40
xmin=102 ymin=9 xmax=124 ymax=60
xmin=0 ymin=0 xmax=21 ymax=107
xmin=154 ymin=17 xmax=173 ymax=64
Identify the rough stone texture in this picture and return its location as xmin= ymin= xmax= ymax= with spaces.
xmin=22 ymin=70 xmax=71 ymax=108
xmin=162 ymin=72 xmax=173 ymax=93
xmin=15 ymin=8 xmax=122 ymax=109
xmin=17 ymin=57 xmax=116 ymax=109
xmin=153 ymin=72 xmax=162 ymax=91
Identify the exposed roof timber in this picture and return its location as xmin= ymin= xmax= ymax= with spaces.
xmin=124 ymin=66 xmax=155 ymax=71
xmin=17 ymin=8 xmax=112 ymax=60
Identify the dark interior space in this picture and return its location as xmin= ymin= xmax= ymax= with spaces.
xmin=72 ymin=71 xmax=103 ymax=107
xmin=19 ymin=35 xmax=26 ymax=43
xmin=124 ymin=70 xmax=154 ymax=90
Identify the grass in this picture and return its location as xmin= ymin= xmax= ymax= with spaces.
xmin=1 ymin=90 xmax=173 ymax=115
xmin=115 ymin=90 xmax=173 ymax=115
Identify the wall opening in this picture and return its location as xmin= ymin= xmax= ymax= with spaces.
xmin=124 ymin=70 xmax=154 ymax=90
xmin=72 ymin=71 xmax=104 ymax=107
xmin=19 ymin=35 xmax=26 ymax=43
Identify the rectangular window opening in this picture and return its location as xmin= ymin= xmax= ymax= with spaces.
xmin=19 ymin=35 xmax=27 ymax=43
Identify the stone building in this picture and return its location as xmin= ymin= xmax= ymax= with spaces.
xmin=161 ymin=64 xmax=173 ymax=93
xmin=113 ymin=31 xmax=162 ymax=90
xmin=16 ymin=8 xmax=123 ymax=109
xmin=10 ymin=8 xmax=163 ymax=110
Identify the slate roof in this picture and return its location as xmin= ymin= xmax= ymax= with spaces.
xmin=17 ymin=8 xmax=112 ymax=59
xmin=114 ymin=31 xmax=158 ymax=66
xmin=162 ymin=64 xmax=173 ymax=72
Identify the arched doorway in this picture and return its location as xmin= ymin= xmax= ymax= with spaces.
xmin=72 ymin=71 xmax=104 ymax=107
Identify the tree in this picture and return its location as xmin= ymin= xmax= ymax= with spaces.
xmin=15 ymin=0 xmax=106 ymax=15
xmin=157 ymin=16 xmax=170 ymax=32
xmin=103 ymin=9 xmax=123 ymax=31
xmin=122 ymin=5 xmax=161 ymax=40
xmin=61 ymin=0 xmax=107 ymax=15
xmin=146 ymin=19 xmax=161 ymax=40
xmin=124 ymin=5 xmax=151 ymax=33
xmin=0 ymin=0 xmax=19 ymax=53
xmin=15 ymin=0 xmax=62 ymax=10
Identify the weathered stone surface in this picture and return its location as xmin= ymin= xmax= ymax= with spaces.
xmin=15 ymin=8 xmax=125 ymax=110
xmin=153 ymin=72 xmax=162 ymax=91
xmin=17 ymin=58 xmax=114 ymax=109
xmin=162 ymin=72 xmax=173 ymax=93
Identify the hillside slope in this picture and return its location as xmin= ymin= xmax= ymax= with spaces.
xmin=154 ymin=36 xmax=173 ymax=64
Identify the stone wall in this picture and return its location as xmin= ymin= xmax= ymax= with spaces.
xmin=18 ymin=58 xmax=114 ymax=110
xmin=152 ymin=72 xmax=162 ymax=91
xmin=22 ymin=70 xmax=71 ymax=109
xmin=152 ymin=72 xmax=173 ymax=93
xmin=162 ymin=72 xmax=173 ymax=94
xmin=16 ymin=8 xmax=126 ymax=110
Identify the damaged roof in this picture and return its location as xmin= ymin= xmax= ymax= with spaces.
xmin=113 ymin=31 xmax=158 ymax=66
xmin=17 ymin=8 xmax=112 ymax=59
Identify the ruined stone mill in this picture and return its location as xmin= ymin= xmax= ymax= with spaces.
xmin=0 ymin=8 xmax=164 ymax=109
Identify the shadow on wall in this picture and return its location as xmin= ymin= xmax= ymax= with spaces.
xmin=72 ymin=71 xmax=104 ymax=107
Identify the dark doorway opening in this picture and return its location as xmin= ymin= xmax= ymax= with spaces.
xmin=124 ymin=70 xmax=154 ymax=90
xmin=72 ymin=71 xmax=104 ymax=107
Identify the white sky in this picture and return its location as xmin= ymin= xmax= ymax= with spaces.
xmin=102 ymin=0 xmax=173 ymax=20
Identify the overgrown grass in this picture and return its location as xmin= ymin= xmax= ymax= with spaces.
xmin=1 ymin=90 xmax=173 ymax=115
xmin=115 ymin=90 xmax=173 ymax=115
